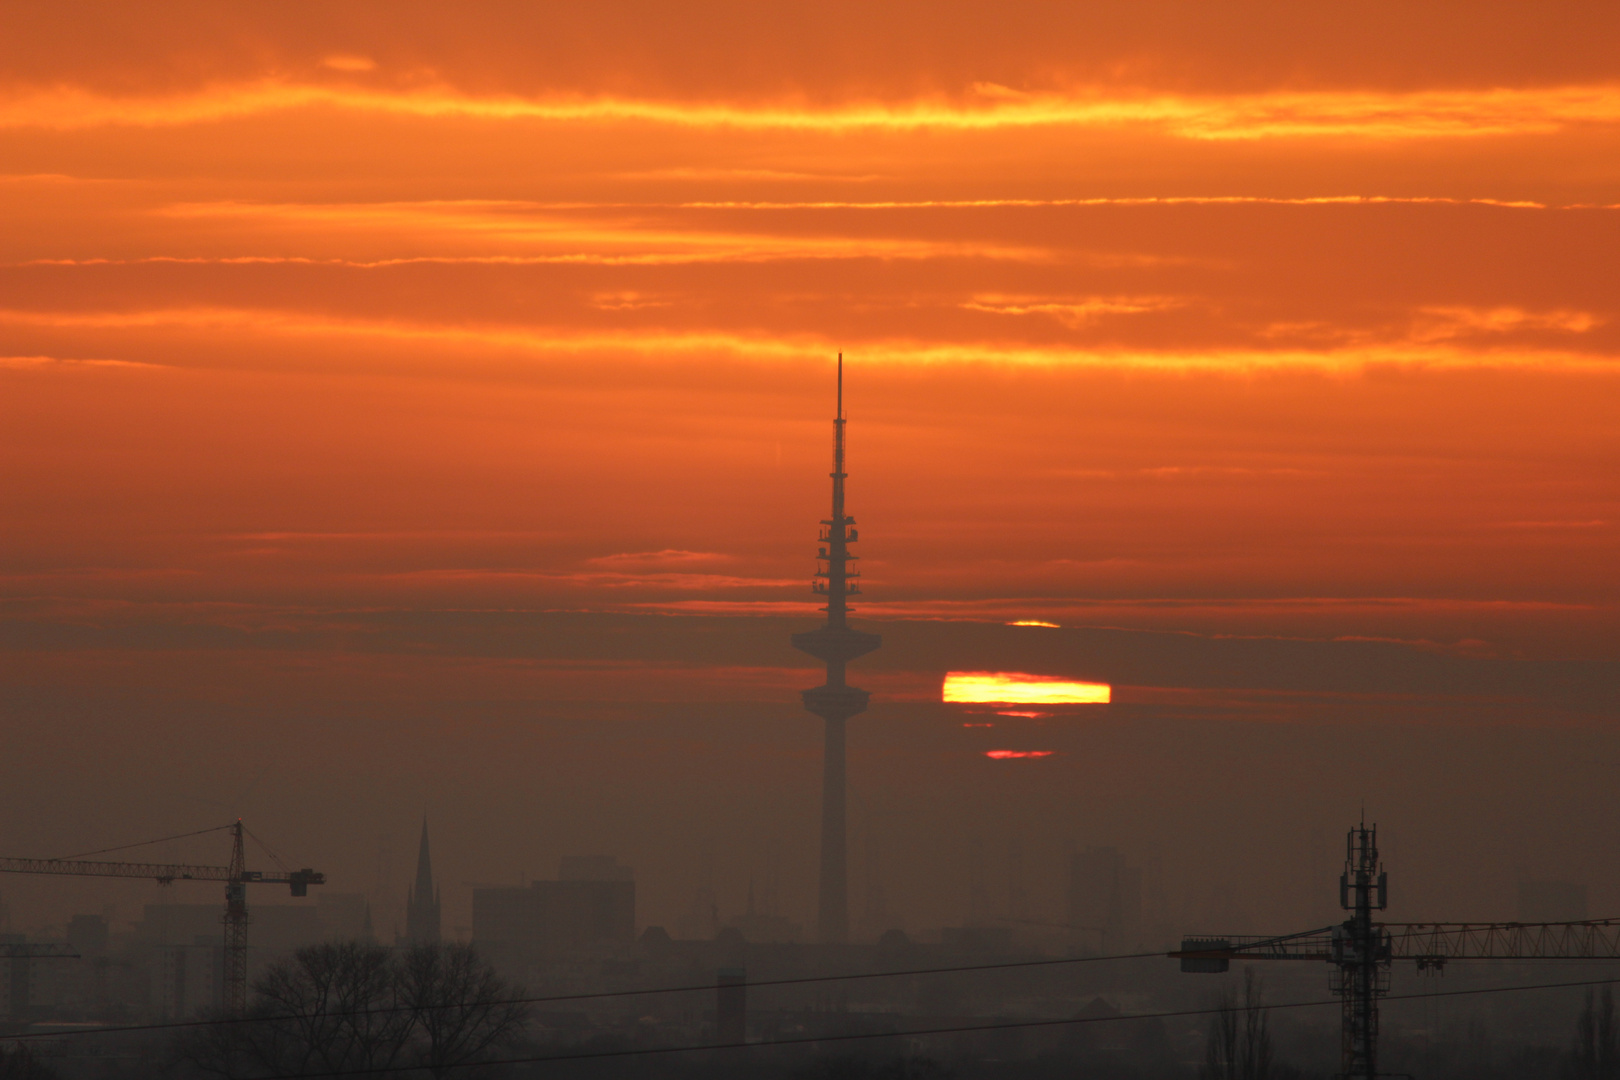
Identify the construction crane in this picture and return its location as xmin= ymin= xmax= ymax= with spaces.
xmin=1171 ymin=822 xmax=1620 ymax=1080
xmin=0 ymin=821 xmax=323 ymax=1014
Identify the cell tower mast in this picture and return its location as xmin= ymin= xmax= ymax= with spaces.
xmin=1337 ymin=822 xmax=1390 ymax=1080
xmin=792 ymin=355 xmax=881 ymax=943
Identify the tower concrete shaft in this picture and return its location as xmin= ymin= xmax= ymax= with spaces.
xmin=792 ymin=356 xmax=880 ymax=943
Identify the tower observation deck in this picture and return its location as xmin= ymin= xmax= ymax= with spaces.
xmin=792 ymin=355 xmax=881 ymax=943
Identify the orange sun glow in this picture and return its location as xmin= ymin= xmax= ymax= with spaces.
xmin=943 ymin=672 xmax=1112 ymax=705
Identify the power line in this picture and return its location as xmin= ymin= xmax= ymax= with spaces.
xmin=0 ymin=946 xmax=1169 ymax=1042
xmin=259 ymin=973 xmax=1620 ymax=1079
xmin=5 ymin=937 xmax=1614 ymax=1054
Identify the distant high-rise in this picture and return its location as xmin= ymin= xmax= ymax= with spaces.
xmin=404 ymin=818 xmax=441 ymax=946
xmin=471 ymin=857 xmax=635 ymax=958
xmin=1069 ymin=846 xmax=1142 ymax=948
xmin=792 ymin=356 xmax=881 ymax=943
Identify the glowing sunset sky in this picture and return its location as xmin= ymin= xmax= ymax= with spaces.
xmin=5 ymin=3 xmax=1618 ymax=651
xmin=1 ymin=3 xmax=1618 ymax=932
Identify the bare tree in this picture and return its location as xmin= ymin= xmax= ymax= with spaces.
xmin=1573 ymin=986 xmax=1619 ymax=1080
xmin=1204 ymin=969 xmax=1272 ymax=1080
xmin=397 ymin=943 xmax=530 ymax=1079
xmin=1205 ymin=988 xmax=1240 ymax=1080
xmin=1237 ymin=968 xmax=1273 ymax=1080
xmin=177 ymin=941 xmax=527 ymax=1080
xmin=179 ymin=941 xmax=411 ymax=1079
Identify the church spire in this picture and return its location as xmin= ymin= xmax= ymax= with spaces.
xmin=413 ymin=818 xmax=433 ymax=901
xmin=404 ymin=816 xmax=442 ymax=946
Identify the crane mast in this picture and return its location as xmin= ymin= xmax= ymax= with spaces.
xmin=223 ymin=821 xmax=250 ymax=1015
xmin=1335 ymin=823 xmax=1389 ymax=1080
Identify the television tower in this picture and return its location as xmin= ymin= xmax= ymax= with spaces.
xmin=793 ymin=355 xmax=881 ymax=943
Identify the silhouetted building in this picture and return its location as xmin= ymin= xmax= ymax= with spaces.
xmin=856 ymin=876 xmax=898 ymax=942
xmin=729 ymin=878 xmax=803 ymax=943
xmin=676 ymin=883 xmax=720 ymax=941
xmin=792 ymin=357 xmax=881 ymax=943
xmin=716 ymin=967 xmax=747 ymax=1043
xmin=473 ymin=857 xmax=635 ymax=957
xmin=158 ymin=942 xmax=221 ymax=1020
xmin=941 ymin=925 xmax=1015 ymax=951
xmin=1519 ymin=880 xmax=1587 ymax=922
xmin=1069 ymin=846 xmax=1143 ymax=948
xmin=404 ymin=818 xmax=441 ymax=945
xmin=0 ymin=934 xmax=30 ymax=1019
xmin=134 ymin=903 xmax=322 ymax=952
xmin=968 ymin=838 xmax=993 ymax=926
xmin=319 ymin=892 xmax=374 ymax=942
xmin=1007 ymin=840 xmax=1030 ymax=922
xmin=66 ymin=914 xmax=108 ymax=957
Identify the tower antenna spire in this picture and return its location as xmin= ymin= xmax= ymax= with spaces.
xmin=792 ymin=354 xmax=881 ymax=944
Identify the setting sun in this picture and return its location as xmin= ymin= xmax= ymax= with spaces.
xmin=942 ymin=672 xmax=1112 ymax=705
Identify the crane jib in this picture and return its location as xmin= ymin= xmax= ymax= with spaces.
xmin=0 ymin=857 xmax=325 ymax=890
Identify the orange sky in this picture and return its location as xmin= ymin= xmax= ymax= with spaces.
xmin=1 ymin=3 xmax=1618 ymax=934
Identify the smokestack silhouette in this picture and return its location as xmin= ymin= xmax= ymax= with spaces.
xmin=792 ymin=355 xmax=881 ymax=943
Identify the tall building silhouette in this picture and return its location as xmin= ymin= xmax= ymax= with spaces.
xmin=1069 ymin=846 xmax=1142 ymax=948
xmin=792 ymin=357 xmax=881 ymax=943
xmin=404 ymin=818 xmax=441 ymax=946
